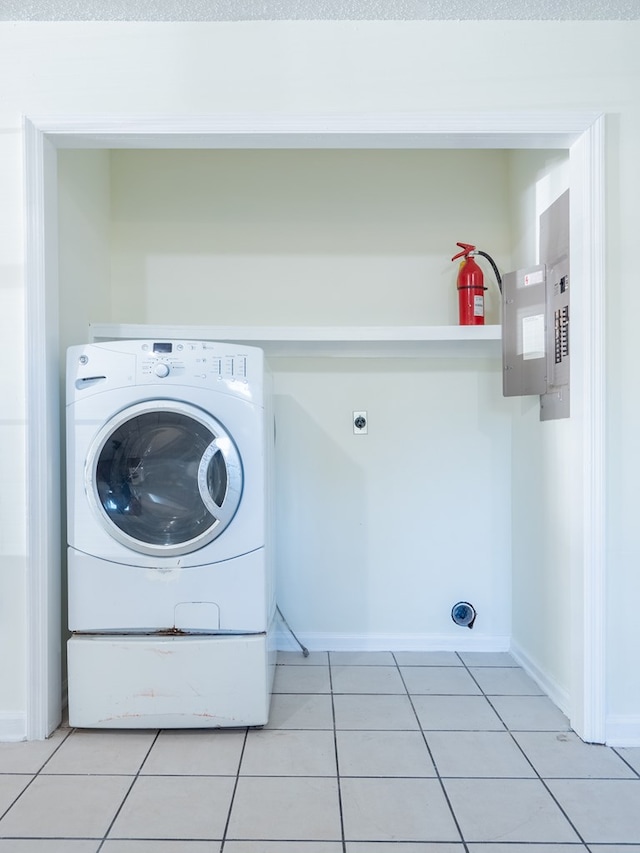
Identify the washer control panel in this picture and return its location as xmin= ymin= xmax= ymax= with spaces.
xmin=138 ymin=341 xmax=251 ymax=384
xmin=68 ymin=339 xmax=265 ymax=407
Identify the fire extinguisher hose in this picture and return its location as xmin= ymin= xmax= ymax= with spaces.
xmin=475 ymin=250 xmax=503 ymax=294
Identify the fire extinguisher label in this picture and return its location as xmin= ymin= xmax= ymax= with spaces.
xmin=474 ymin=296 xmax=484 ymax=317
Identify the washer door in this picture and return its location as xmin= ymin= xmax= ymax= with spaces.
xmin=85 ymin=400 xmax=243 ymax=557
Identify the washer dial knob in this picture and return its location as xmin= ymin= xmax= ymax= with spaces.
xmin=154 ymin=362 xmax=170 ymax=378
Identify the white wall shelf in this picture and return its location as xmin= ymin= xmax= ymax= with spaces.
xmin=89 ymin=323 xmax=502 ymax=358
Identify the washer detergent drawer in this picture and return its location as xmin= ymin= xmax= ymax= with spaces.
xmin=67 ymin=634 xmax=274 ymax=728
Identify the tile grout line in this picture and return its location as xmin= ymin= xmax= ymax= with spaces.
xmin=36 ymin=725 xmax=75 ymax=772
xmin=218 ymin=725 xmax=250 ymax=853
xmin=392 ymin=650 xmax=471 ymax=852
xmin=612 ymin=747 xmax=640 ymax=779
xmin=457 ymin=654 xmax=590 ymax=847
xmin=94 ymin=728 xmax=162 ymax=851
xmin=0 ymin=725 xmax=75 ymax=832
xmin=328 ymin=651 xmax=348 ymax=853
xmin=464 ymin=656 xmax=640 ymax=788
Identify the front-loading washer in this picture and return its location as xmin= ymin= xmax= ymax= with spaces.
xmin=65 ymin=339 xmax=275 ymax=728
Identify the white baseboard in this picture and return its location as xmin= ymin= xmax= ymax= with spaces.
xmin=509 ymin=640 xmax=571 ymax=718
xmin=605 ymin=715 xmax=640 ymax=747
xmin=275 ymin=630 xmax=510 ymax=653
xmin=0 ymin=712 xmax=27 ymax=742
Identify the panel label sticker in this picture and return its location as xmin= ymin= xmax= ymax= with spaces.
xmin=522 ymin=313 xmax=545 ymax=360
xmin=523 ymin=269 xmax=545 ymax=287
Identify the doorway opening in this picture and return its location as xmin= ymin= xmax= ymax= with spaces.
xmin=23 ymin=112 xmax=605 ymax=742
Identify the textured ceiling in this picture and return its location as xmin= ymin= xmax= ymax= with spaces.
xmin=1 ymin=0 xmax=639 ymax=20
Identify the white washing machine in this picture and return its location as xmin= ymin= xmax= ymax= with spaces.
xmin=66 ymin=339 xmax=275 ymax=728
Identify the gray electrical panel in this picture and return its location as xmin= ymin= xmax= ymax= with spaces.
xmin=502 ymin=264 xmax=548 ymax=398
xmin=501 ymin=190 xmax=570 ymax=420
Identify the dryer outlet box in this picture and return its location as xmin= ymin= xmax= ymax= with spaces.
xmin=353 ymin=411 xmax=368 ymax=434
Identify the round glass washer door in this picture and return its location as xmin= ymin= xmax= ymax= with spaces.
xmin=85 ymin=400 xmax=243 ymax=557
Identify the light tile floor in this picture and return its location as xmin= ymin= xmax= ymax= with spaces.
xmin=1 ymin=651 xmax=640 ymax=852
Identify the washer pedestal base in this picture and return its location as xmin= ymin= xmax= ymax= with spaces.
xmin=67 ymin=633 xmax=275 ymax=728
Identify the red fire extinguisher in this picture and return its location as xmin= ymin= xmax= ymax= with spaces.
xmin=451 ymin=242 xmax=487 ymax=326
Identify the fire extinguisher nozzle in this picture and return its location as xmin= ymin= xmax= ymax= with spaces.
xmin=452 ymin=242 xmax=476 ymax=262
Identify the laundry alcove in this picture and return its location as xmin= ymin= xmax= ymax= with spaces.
xmin=24 ymin=112 xmax=605 ymax=743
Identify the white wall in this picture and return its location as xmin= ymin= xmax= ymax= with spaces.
xmin=56 ymin=149 xmax=113 ymax=694
xmin=58 ymin=151 xmax=112 ymax=353
xmin=507 ymin=151 xmax=573 ymax=707
xmin=0 ymin=127 xmax=27 ymax=735
xmin=109 ymin=149 xmax=510 ymax=326
xmin=0 ymin=19 xmax=638 ymax=741
xmin=273 ymin=356 xmax=512 ymax=647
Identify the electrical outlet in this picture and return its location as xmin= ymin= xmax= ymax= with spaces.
xmin=353 ymin=411 xmax=368 ymax=434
